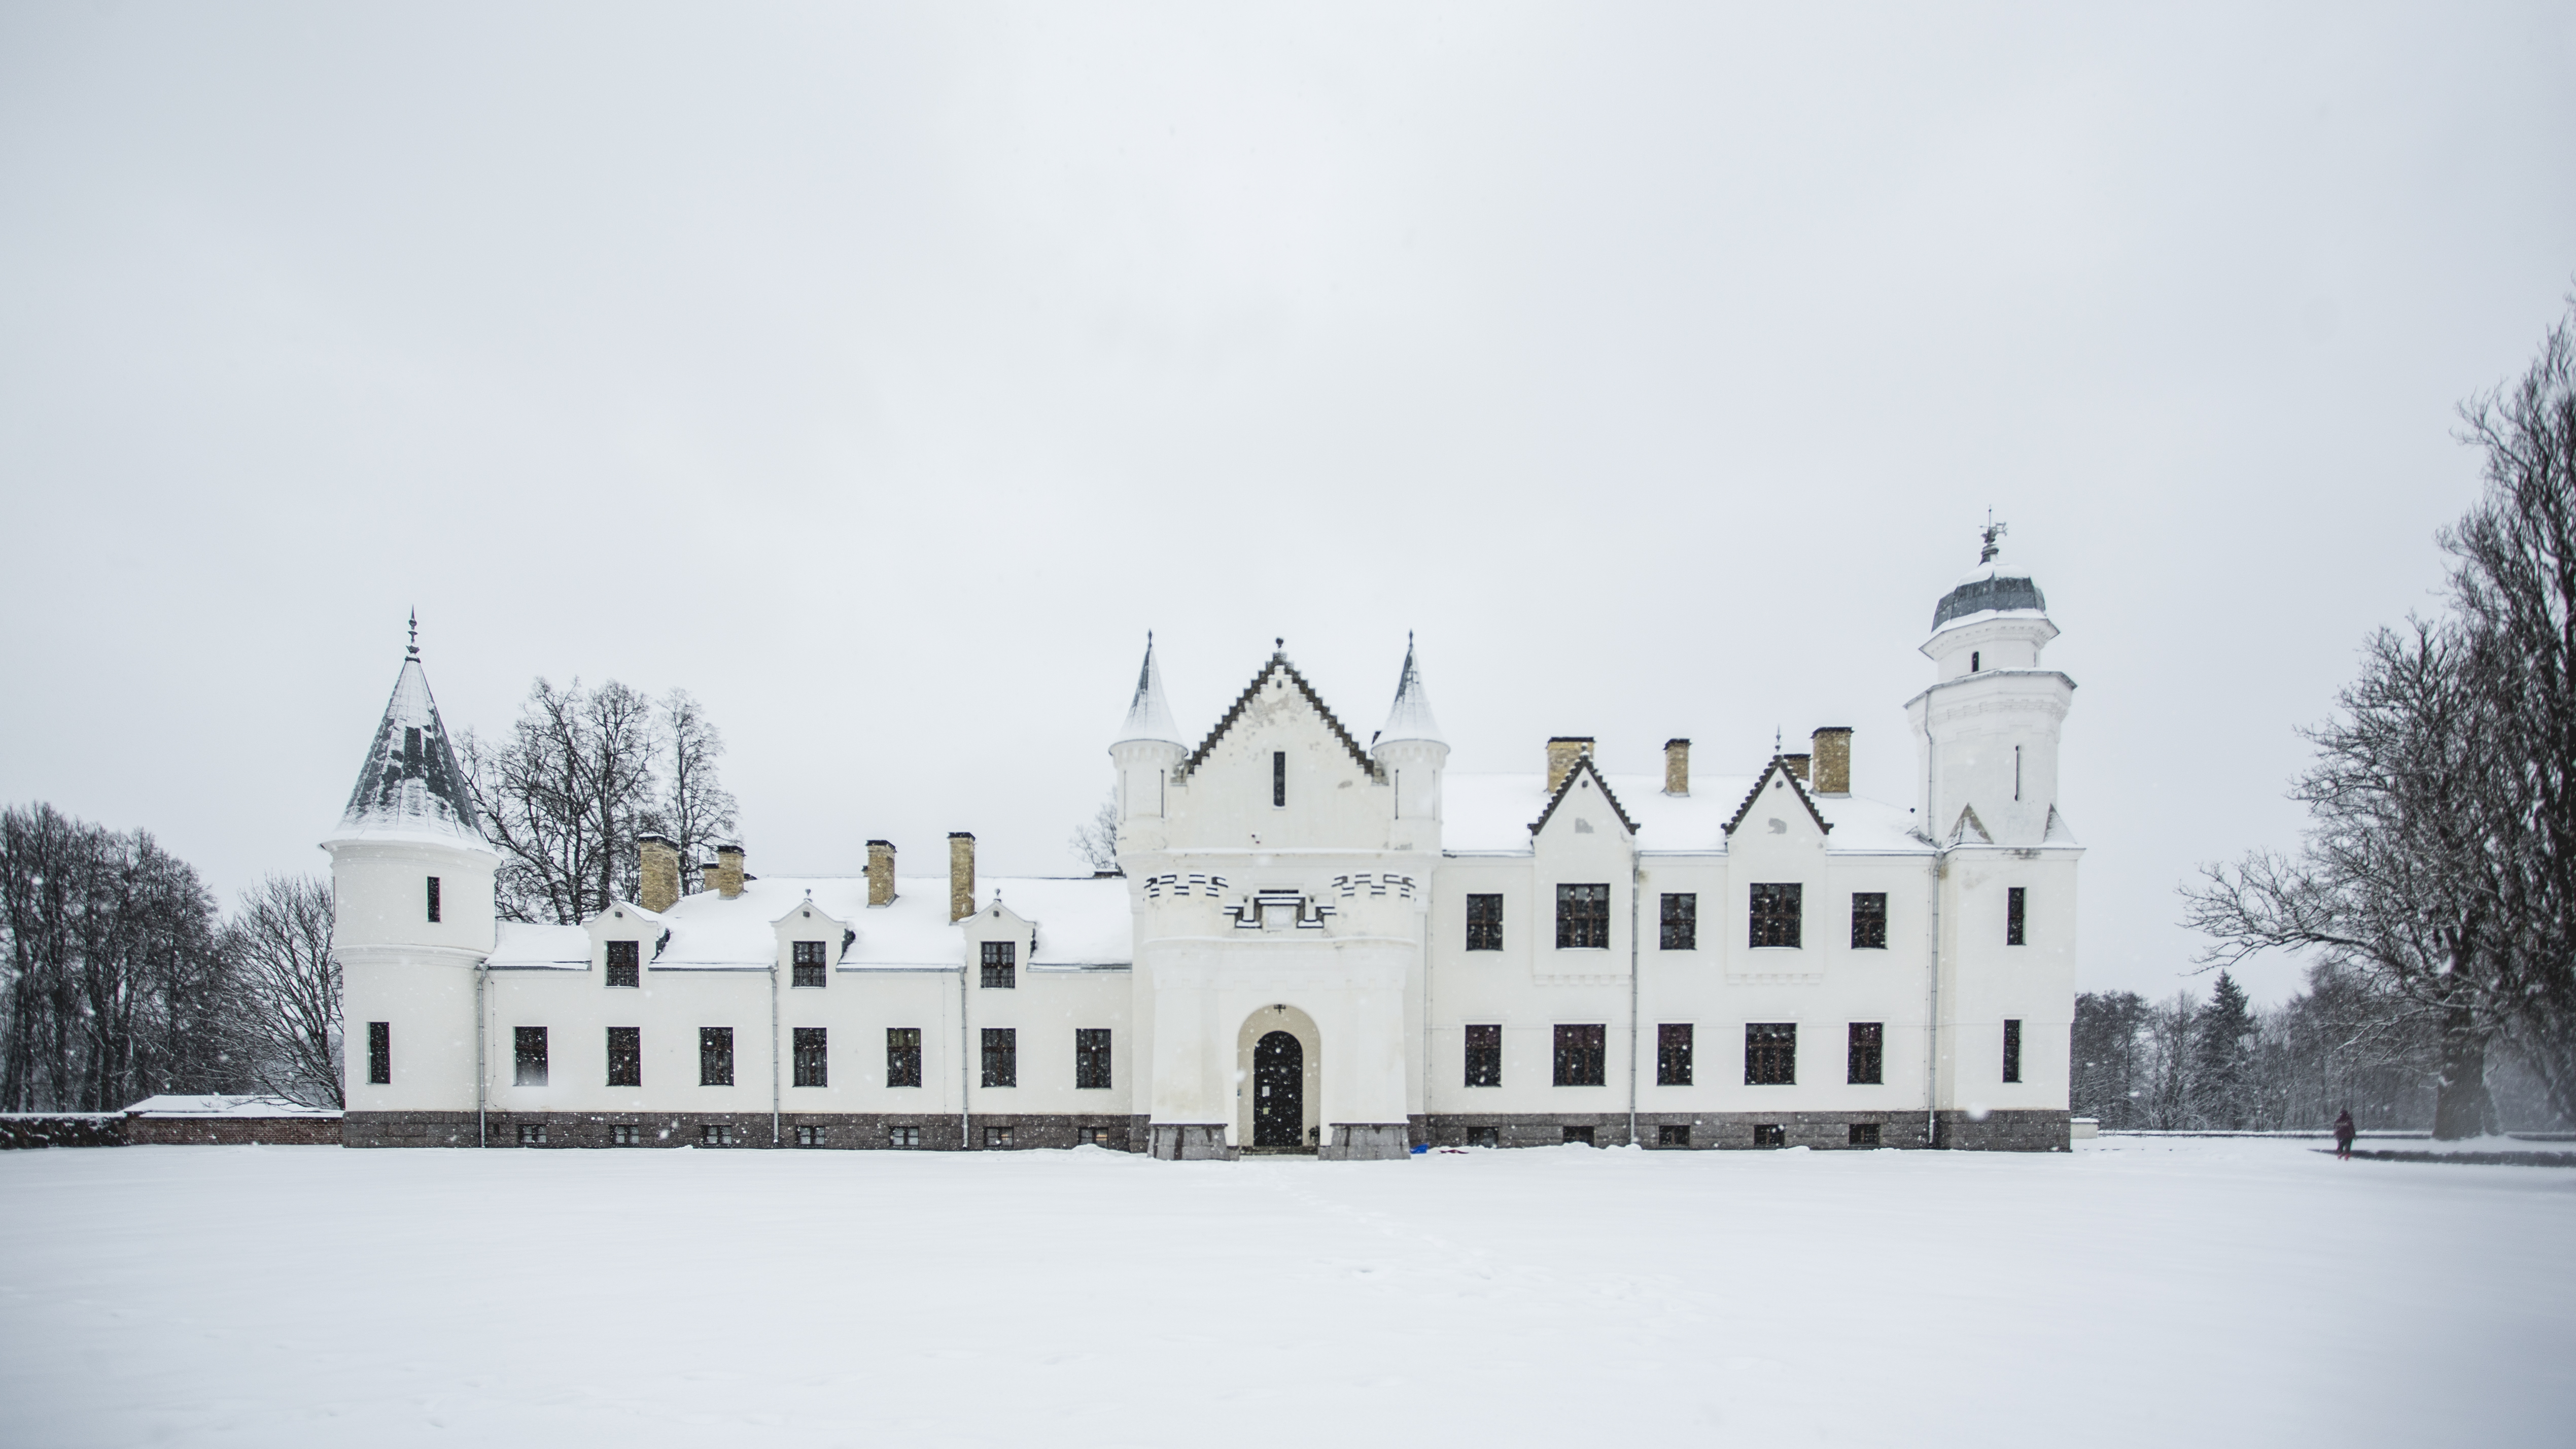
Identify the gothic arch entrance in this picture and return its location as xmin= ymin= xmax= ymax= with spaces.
xmin=1252 ymin=1031 xmax=1303 ymax=1148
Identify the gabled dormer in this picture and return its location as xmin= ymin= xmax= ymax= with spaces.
xmin=774 ymin=897 xmax=851 ymax=986
xmin=960 ymin=897 xmax=1037 ymax=988
xmin=583 ymin=899 xmax=668 ymax=982
xmin=1724 ymin=756 xmax=1835 ymax=843
xmin=1529 ymin=753 xmax=1639 ymax=849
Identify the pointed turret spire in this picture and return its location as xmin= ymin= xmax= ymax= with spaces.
xmin=331 ymin=623 xmax=485 ymax=845
xmin=1374 ymin=632 xmax=1445 ymax=746
xmin=1114 ymin=632 xmax=1184 ymax=746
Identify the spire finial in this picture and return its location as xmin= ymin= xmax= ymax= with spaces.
xmin=406 ymin=608 xmax=420 ymax=658
xmin=1275 ymin=636 xmax=1284 ymax=654
xmin=1978 ymin=511 xmax=2008 ymax=565
xmin=1774 ymin=725 xmax=1783 ymax=755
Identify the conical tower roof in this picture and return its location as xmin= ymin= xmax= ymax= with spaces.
xmin=1374 ymin=633 xmax=1444 ymax=747
xmin=1113 ymin=633 xmax=1184 ymax=746
xmin=331 ymin=630 xmax=486 ymax=847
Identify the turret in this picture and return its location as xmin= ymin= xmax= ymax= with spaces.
xmin=327 ymin=618 xmax=497 ymax=1125
xmin=1370 ymin=633 xmax=1448 ymax=825
xmin=1905 ymin=523 xmax=2075 ymax=848
xmin=1109 ymin=634 xmax=1187 ymax=836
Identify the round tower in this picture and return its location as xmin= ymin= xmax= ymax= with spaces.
xmin=327 ymin=623 xmax=497 ymax=1138
xmin=1370 ymin=633 xmax=1448 ymax=831
xmin=1904 ymin=523 xmax=2075 ymax=848
xmin=1109 ymin=634 xmax=1188 ymax=856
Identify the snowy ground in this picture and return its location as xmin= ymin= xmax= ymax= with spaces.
xmin=2 ymin=1139 xmax=2568 ymax=1447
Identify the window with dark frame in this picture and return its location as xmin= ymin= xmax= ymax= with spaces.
xmin=606 ymin=939 xmax=640 ymax=987
xmin=367 ymin=1021 xmax=390 ymax=1085
xmin=1466 ymin=1125 xmax=1500 ymax=1148
xmin=888 ymin=1125 xmax=921 ymax=1148
xmin=982 ymin=1027 xmax=1017 ymax=1088
xmin=1657 ymin=1023 xmax=1694 ymax=1086
xmin=1465 ymin=894 xmax=1504 ymax=951
xmin=607 ymin=1026 xmax=641 ymax=1087
xmin=1657 ymin=1124 xmax=1691 ymax=1148
xmin=1849 ymin=1123 xmax=1881 ymax=1147
xmin=513 ymin=1026 xmax=548 ymax=1086
xmin=1749 ymin=883 xmax=1802 ymax=948
xmin=427 ymin=875 xmax=442 ymax=923
xmin=1745 ymin=1022 xmax=1797 ymax=1085
xmin=980 ymin=940 xmax=1016 ymax=989
xmin=793 ymin=1026 xmax=828 ymax=1087
xmin=1553 ymin=1023 xmax=1607 ymax=1086
xmin=792 ymin=940 xmax=827 ymax=987
xmin=1753 ymin=1123 xmax=1786 ymax=1148
xmin=886 ymin=1027 xmax=923 ymax=1087
xmin=794 ymin=1125 xmax=825 ymax=1147
xmin=699 ymin=1027 xmax=734 ymax=1086
xmin=1075 ymin=1028 xmax=1112 ymax=1089
xmin=517 ymin=1123 xmax=546 ymax=1146
xmin=702 ymin=1124 xmax=736 ymax=1147
xmin=1659 ymin=893 xmax=1697 ymax=950
xmin=1563 ymin=1125 xmax=1596 ymax=1147
xmin=1273 ymin=750 xmax=1286 ymax=807
xmin=1851 ymin=892 xmax=1888 ymax=949
xmin=2007 ymin=887 xmax=2027 ymax=946
xmin=986 ymin=1124 xmax=1015 ymax=1149
xmin=1463 ymin=1024 xmax=1502 ymax=1087
xmin=2003 ymin=1018 xmax=2023 ymax=1083
xmin=1847 ymin=1021 xmax=1884 ymax=1085
xmin=1555 ymin=883 xmax=1610 ymax=949
xmin=609 ymin=1124 xmax=640 ymax=1146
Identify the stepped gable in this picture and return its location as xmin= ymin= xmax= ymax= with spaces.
xmin=1527 ymin=753 xmax=1639 ymax=838
xmin=1723 ymin=756 xmax=1833 ymax=838
xmin=1181 ymin=645 xmax=1381 ymax=782
xmin=336 ymin=635 xmax=483 ymax=844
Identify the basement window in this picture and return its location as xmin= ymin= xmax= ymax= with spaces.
xmin=1851 ymin=893 xmax=1887 ymax=949
xmin=1466 ymin=1126 xmax=1501 ymax=1148
xmin=367 ymin=1021 xmax=391 ymax=1085
xmin=1562 ymin=1125 xmax=1596 ymax=1147
xmin=1464 ymin=1024 xmax=1502 ymax=1087
xmin=985 ymin=1125 xmax=1015 ymax=1149
xmin=887 ymin=1125 xmax=921 ymax=1148
xmin=886 ymin=1028 xmax=923 ymax=1088
xmin=1465 ymin=894 xmax=1504 ymax=951
xmin=793 ymin=1027 xmax=827 ymax=1088
xmin=1657 ymin=1124 xmax=1691 ymax=1148
xmin=2007 ymin=887 xmax=2027 ymax=946
xmin=1753 ymin=1124 xmax=1786 ymax=1148
xmin=513 ymin=1026 xmax=548 ymax=1086
xmin=1659 ymin=893 xmax=1697 ymax=950
xmin=607 ymin=1026 xmax=641 ymax=1087
xmin=517 ymin=1123 xmax=546 ymax=1146
xmin=1555 ymin=883 xmax=1610 ymax=949
xmin=701 ymin=1124 xmax=736 ymax=1147
xmin=1749 ymin=883 xmax=1803 ymax=948
xmin=607 ymin=940 xmax=640 ymax=987
xmin=1080 ymin=1127 xmax=1121 ymax=1149
xmin=608 ymin=1125 xmax=640 ymax=1146
xmin=1849 ymin=1123 xmax=1881 ymax=1148
xmin=794 ymin=1125 xmax=825 ymax=1147
xmin=699 ymin=1027 xmax=734 ymax=1086
xmin=1657 ymin=1023 xmax=1694 ymax=1086
xmin=981 ymin=941 xmax=1016 ymax=989
xmin=792 ymin=940 xmax=827 ymax=987
xmin=1745 ymin=1023 xmax=1797 ymax=1086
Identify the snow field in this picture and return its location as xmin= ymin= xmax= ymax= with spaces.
xmin=1 ymin=1137 xmax=2568 ymax=1447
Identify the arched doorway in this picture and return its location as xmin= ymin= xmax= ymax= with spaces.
xmin=1252 ymin=1031 xmax=1304 ymax=1148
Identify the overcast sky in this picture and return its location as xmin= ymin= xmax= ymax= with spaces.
xmin=5 ymin=4 xmax=2572 ymax=1004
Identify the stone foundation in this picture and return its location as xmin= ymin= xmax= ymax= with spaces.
xmin=1148 ymin=1123 xmax=1234 ymax=1161
xmin=1933 ymin=1109 xmax=2070 ymax=1152
xmin=1320 ymin=1123 xmax=1410 ymax=1160
xmin=127 ymin=1116 xmax=341 ymax=1146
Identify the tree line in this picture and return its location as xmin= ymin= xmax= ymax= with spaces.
xmin=2184 ymin=301 xmax=2576 ymax=1137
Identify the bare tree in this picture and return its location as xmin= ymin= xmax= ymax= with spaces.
xmin=465 ymin=678 xmax=660 ymax=925
xmin=1069 ymin=791 xmax=1120 ymax=874
xmin=644 ymin=687 xmax=737 ymax=895
xmin=221 ymin=874 xmax=340 ymax=1108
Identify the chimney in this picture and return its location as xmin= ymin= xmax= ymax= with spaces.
xmin=714 ymin=842 xmax=745 ymax=900
xmin=1662 ymin=739 xmax=1690 ymax=797
xmin=700 ymin=857 xmax=720 ymax=894
xmin=1782 ymin=753 xmax=1812 ymax=785
xmin=1811 ymin=727 xmax=1853 ymax=796
xmin=1546 ymin=737 xmax=1594 ymax=794
xmin=948 ymin=833 xmax=976 ymax=922
xmin=866 ymin=840 xmax=896 ymax=908
xmin=638 ymin=834 xmax=680 ymax=914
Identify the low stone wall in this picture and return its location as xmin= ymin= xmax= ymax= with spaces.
xmin=0 ymin=1114 xmax=125 ymax=1149
xmin=351 ymin=1110 xmax=1152 ymax=1151
xmin=1421 ymin=1111 xmax=1947 ymax=1150
xmin=124 ymin=1116 xmax=341 ymax=1146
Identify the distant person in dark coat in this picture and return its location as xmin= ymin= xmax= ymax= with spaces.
xmin=2334 ymin=1109 xmax=2356 ymax=1160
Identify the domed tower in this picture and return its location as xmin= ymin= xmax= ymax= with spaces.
xmin=1109 ymin=634 xmax=1188 ymax=859
xmin=326 ymin=619 xmax=496 ymax=1140
xmin=1370 ymin=633 xmax=1447 ymax=838
xmin=1905 ymin=522 xmax=2075 ymax=848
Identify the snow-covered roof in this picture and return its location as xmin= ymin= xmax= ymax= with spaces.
xmin=328 ymin=649 xmax=489 ymax=849
xmin=487 ymin=921 xmax=596 ymax=969
xmin=1442 ymin=772 xmax=1929 ymax=854
xmin=643 ymin=873 xmax=1133 ymax=970
xmin=123 ymin=1094 xmax=339 ymax=1119
xmin=1113 ymin=634 xmax=1184 ymax=746
xmin=1930 ymin=551 xmax=2048 ymax=633
xmin=1372 ymin=635 xmax=1444 ymax=747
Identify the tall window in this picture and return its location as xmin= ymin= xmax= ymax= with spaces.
xmin=1556 ymin=883 xmax=1610 ymax=949
xmin=1659 ymin=893 xmax=1697 ymax=950
xmin=1847 ymin=1022 xmax=1883 ymax=1085
xmin=1464 ymin=1024 xmax=1502 ymax=1087
xmin=1745 ymin=1023 xmax=1797 ymax=1085
xmin=1075 ymin=1028 xmax=1112 ymax=1089
xmin=2002 ymin=1019 xmax=2022 ymax=1083
xmin=1851 ymin=893 xmax=1887 ymax=949
xmin=1749 ymin=883 xmax=1803 ymax=948
xmin=607 ymin=939 xmax=640 ymax=987
xmin=2006 ymin=887 xmax=2027 ymax=946
xmin=982 ymin=1027 xmax=1017 ymax=1087
xmin=793 ymin=1026 xmax=828 ymax=1087
xmin=426 ymin=876 xmax=442 ymax=923
xmin=366 ymin=1021 xmax=390 ymax=1085
xmin=1465 ymin=894 xmax=1504 ymax=951
xmin=513 ymin=1026 xmax=548 ymax=1086
xmin=1553 ymin=1024 xmax=1607 ymax=1086
xmin=886 ymin=1027 xmax=922 ymax=1088
xmin=1273 ymin=750 xmax=1287 ymax=807
xmin=792 ymin=941 xmax=827 ymax=988
xmin=699 ymin=1027 xmax=734 ymax=1086
xmin=1657 ymin=1023 xmax=1693 ymax=1086
xmin=607 ymin=1026 xmax=641 ymax=1087
xmin=981 ymin=941 xmax=1016 ymax=989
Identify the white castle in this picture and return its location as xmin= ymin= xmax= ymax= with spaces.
xmin=330 ymin=532 xmax=2079 ymax=1155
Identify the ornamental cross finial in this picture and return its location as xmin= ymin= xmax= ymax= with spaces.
xmin=1979 ymin=512 xmax=2008 ymax=565
xmin=406 ymin=608 xmax=420 ymax=657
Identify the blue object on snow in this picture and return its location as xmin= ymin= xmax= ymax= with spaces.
xmin=1410 ymin=1143 xmax=1429 ymax=1155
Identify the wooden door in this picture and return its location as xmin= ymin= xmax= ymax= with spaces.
xmin=1252 ymin=1030 xmax=1304 ymax=1148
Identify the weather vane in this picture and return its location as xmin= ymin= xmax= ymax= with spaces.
xmin=1979 ymin=511 xmax=2008 ymax=565
xmin=407 ymin=608 xmax=419 ymax=658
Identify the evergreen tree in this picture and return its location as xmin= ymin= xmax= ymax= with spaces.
xmin=2193 ymin=971 xmax=2258 ymax=1128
